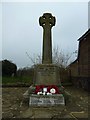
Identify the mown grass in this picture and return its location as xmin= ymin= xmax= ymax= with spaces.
xmin=2 ymin=76 xmax=72 ymax=86
xmin=2 ymin=76 xmax=33 ymax=85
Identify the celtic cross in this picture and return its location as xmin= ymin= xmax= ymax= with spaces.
xmin=39 ymin=13 xmax=56 ymax=64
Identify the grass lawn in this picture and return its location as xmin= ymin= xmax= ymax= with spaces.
xmin=2 ymin=76 xmax=72 ymax=86
xmin=2 ymin=76 xmax=33 ymax=85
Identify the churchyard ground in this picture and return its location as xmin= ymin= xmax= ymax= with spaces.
xmin=2 ymin=86 xmax=89 ymax=119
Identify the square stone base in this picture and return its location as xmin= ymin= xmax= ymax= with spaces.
xmin=29 ymin=94 xmax=65 ymax=106
xmin=33 ymin=64 xmax=61 ymax=85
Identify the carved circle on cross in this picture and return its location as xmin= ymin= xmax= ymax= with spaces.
xmin=39 ymin=13 xmax=56 ymax=28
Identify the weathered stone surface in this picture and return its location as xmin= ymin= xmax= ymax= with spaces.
xmin=70 ymin=111 xmax=88 ymax=118
xmin=23 ymin=85 xmax=35 ymax=99
xmin=32 ymin=13 xmax=61 ymax=86
xmin=39 ymin=13 xmax=55 ymax=64
xmin=29 ymin=94 xmax=65 ymax=106
xmin=23 ymin=13 xmax=63 ymax=107
xmin=33 ymin=64 xmax=61 ymax=85
xmin=2 ymin=87 xmax=88 ymax=118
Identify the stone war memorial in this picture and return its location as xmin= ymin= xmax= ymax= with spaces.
xmin=24 ymin=13 xmax=65 ymax=106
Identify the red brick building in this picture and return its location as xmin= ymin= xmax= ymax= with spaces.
xmin=68 ymin=29 xmax=90 ymax=91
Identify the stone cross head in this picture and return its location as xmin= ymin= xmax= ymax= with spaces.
xmin=39 ymin=13 xmax=56 ymax=28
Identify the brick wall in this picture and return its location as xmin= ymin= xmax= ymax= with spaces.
xmin=68 ymin=29 xmax=90 ymax=91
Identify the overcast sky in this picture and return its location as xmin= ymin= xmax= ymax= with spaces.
xmin=1 ymin=2 xmax=89 ymax=68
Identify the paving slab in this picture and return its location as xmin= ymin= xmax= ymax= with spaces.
xmin=20 ymin=106 xmax=66 ymax=118
xmin=70 ymin=111 xmax=88 ymax=118
xmin=2 ymin=87 xmax=89 ymax=118
xmin=19 ymin=108 xmax=33 ymax=118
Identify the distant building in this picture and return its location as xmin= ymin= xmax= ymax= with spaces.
xmin=68 ymin=29 xmax=90 ymax=91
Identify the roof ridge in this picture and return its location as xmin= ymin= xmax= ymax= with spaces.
xmin=78 ymin=28 xmax=90 ymax=41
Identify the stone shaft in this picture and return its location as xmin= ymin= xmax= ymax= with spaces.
xmin=39 ymin=13 xmax=56 ymax=64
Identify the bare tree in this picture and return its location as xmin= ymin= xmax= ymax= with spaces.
xmin=26 ymin=52 xmax=42 ymax=65
xmin=26 ymin=46 xmax=75 ymax=68
xmin=52 ymin=46 xmax=74 ymax=68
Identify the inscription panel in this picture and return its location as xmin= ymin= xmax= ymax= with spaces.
xmin=29 ymin=94 xmax=65 ymax=106
xmin=35 ymin=66 xmax=58 ymax=85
